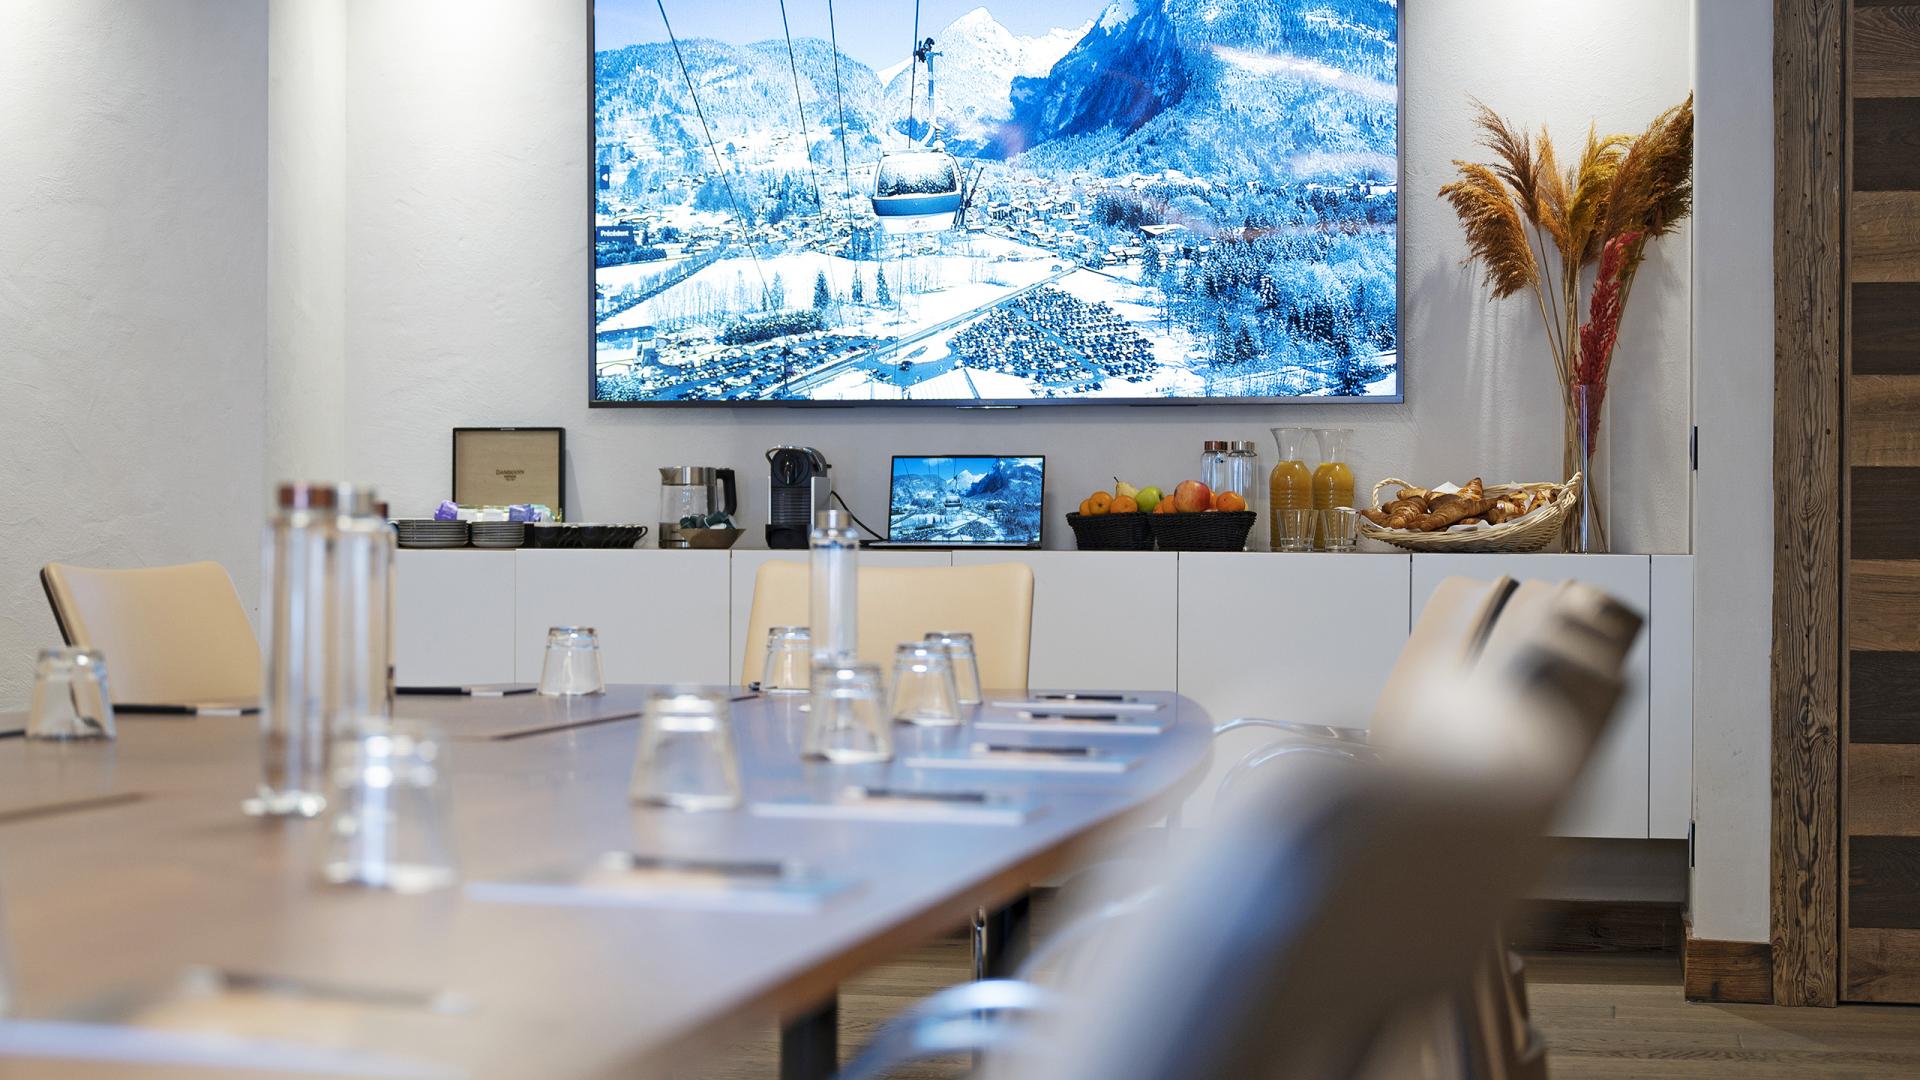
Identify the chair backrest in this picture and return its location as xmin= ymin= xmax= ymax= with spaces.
xmin=1369 ymin=575 xmax=1516 ymax=738
xmin=1011 ymin=639 xmax=1622 ymax=1080
xmin=40 ymin=562 xmax=260 ymax=705
xmin=741 ymin=561 xmax=1034 ymax=690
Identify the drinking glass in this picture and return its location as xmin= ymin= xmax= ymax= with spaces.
xmin=805 ymin=662 xmax=893 ymax=763
xmin=1277 ymin=509 xmax=1317 ymax=553
xmin=1322 ymin=508 xmax=1361 ymax=553
xmin=320 ymin=728 xmax=457 ymax=894
xmin=631 ymin=691 xmax=742 ymax=811
xmin=889 ymin=643 xmax=962 ymax=726
xmin=761 ymin=627 xmax=812 ymax=694
xmin=27 ymin=648 xmax=115 ymax=741
xmin=924 ymin=631 xmax=982 ymax=705
xmin=538 ymin=627 xmax=605 ymax=696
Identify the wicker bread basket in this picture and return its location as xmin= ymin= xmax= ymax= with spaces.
xmin=1358 ymin=473 xmax=1581 ymax=554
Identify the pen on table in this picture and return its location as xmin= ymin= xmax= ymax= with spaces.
xmin=116 ymin=704 xmax=257 ymax=717
xmin=976 ymin=743 xmax=1101 ymax=757
xmin=848 ymin=786 xmax=991 ymax=803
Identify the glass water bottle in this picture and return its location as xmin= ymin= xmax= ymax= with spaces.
xmin=332 ymin=485 xmax=392 ymax=734
xmin=809 ymin=508 xmax=859 ymax=666
xmin=248 ymin=483 xmax=337 ymax=818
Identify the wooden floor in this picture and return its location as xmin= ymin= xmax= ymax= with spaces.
xmin=686 ymin=937 xmax=1920 ymax=1079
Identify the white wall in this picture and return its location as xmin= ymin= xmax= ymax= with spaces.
xmin=0 ymin=0 xmax=269 ymax=709
xmin=331 ymin=0 xmax=1694 ymax=556
xmin=268 ymin=0 xmax=349 ymax=482
xmin=1688 ymin=0 xmax=1774 ymax=944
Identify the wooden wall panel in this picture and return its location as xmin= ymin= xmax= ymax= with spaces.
xmin=1855 ymin=3 xmax=1920 ymax=98
xmin=1852 ymin=379 xmax=1920 ymax=463
xmin=1852 ymin=468 xmax=1920 ymax=556
xmin=1849 ymin=836 xmax=1920 ymax=927
xmin=1850 ymin=562 xmax=1920 ymax=651
xmin=1854 ymin=191 xmax=1920 ymax=282
xmin=1854 ymin=99 xmax=1920 ymax=189
xmin=1842 ymin=0 xmax=1920 ymax=1006
xmin=1845 ymin=928 xmax=1920 ymax=1000
xmin=1850 ymin=746 xmax=1920 ymax=836
xmin=1852 ymin=651 xmax=1920 ymax=742
xmin=1853 ymin=284 xmax=1920 ymax=374
xmin=1774 ymin=0 xmax=1846 ymax=1009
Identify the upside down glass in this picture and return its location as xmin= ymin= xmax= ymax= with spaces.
xmin=1277 ymin=508 xmax=1317 ymax=553
xmin=539 ymin=627 xmax=605 ymax=696
xmin=320 ymin=729 xmax=457 ymax=894
xmin=925 ymin=631 xmax=982 ymax=705
xmin=889 ymin=643 xmax=962 ymax=726
xmin=630 ymin=691 xmax=742 ymax=811
xmin=805 ymin=662 xmax=892 ymax=764
xmin=1322 ymin=507 xmax=1361 ymax=553
xmin=761 ymin=627 xmax=812 ymax=694
xmin=27 ymin=648 xmax=115 ymax=741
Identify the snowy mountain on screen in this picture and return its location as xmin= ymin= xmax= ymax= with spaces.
xmin=882 ymin=8 xmax=1088 ymax=151
xmin=993 ymin=0 xmax=1397 ymax=179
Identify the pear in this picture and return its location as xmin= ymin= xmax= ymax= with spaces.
xmin=1114 ymin=478 xmax=1139 ymax=500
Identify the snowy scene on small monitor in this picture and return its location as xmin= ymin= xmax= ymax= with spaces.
xmin=889 ymin=456 xmax=1045 ymax=544
xmin=593 ymin=0 xmax=1399 ymax=404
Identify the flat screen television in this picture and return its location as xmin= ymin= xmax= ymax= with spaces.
xmin=591 ymin=0 xmax=1401 ymax=406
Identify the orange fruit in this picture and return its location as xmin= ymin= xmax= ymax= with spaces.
xmin=1110 ymin=495 xmax=1139 ymax=514
xmin=1213 ymin=491 xmax=1247 ymax=512
xmin=1078 ymin=498 xmax=1092 ymax=516
xmin=1086 ymin=491 xmax=1112 ymax=516
xmin=1154 ymin=497 xmax=1178 ymax=514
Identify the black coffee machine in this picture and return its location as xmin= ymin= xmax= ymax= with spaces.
xmin=767 ymin=446 xmax=831 ymax=549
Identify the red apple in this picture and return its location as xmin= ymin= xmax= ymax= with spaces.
xmin=1172 ymin=479 xmax=1213 ymax=513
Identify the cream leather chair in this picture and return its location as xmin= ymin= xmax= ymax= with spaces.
xmin=740 ymin=561 xmax=1034 ymax=690
xmin=40 ymin=561 xmax=261 ymax=706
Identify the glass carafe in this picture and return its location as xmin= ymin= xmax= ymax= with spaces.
xmin=1311 ymin=428 xmax=1356 ymax=549
xmin=1267 ymin=427 xmax=1313 ymax=551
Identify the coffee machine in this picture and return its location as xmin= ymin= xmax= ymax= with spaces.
xmin=766 ymin=446 xmax=830 ymax=549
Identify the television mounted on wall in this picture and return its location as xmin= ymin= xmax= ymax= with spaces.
xmin=590 ymin=0 xmax=1402 ymax=406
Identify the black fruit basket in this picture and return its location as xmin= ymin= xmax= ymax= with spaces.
xmin=1147 ymin=510 xmax=1257 ymax=552
xmin=1065 ymin=511 xmax=1155 ymax=551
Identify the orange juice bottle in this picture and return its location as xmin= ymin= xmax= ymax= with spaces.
xmin=1268 ymin=427 xmax=1313 ymax=550
xmin=1312 ymin=428 xmax=1355 ymax=548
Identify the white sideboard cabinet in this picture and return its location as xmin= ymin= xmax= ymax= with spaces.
xmin=392 ymin=547 xmax=1692 ymax=841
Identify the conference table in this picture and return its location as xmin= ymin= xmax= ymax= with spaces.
xmin=0 ymin=688 xmax=1213 ymax=1079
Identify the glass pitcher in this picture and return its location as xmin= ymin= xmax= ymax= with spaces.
xmin=658 ymin=466 xmax=738 ymax=548
xmin=1311 ymin=429 xmax=1356 ymax=549
xmin=1267 ymin=427 xmax=1314 ymax=551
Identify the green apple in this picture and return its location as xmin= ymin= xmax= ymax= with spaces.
xmin=1134 ymin=486 xmax=1163 ymax=512
xmin=1114 ymin=478 xmax=1139 ymax=500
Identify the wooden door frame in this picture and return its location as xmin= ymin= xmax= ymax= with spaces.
xmin=1771 ymin=0 xmax=1845 ymax=1009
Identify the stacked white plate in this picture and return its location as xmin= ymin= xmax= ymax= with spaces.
xmin=470 ymin=521 xmax=526 ymax=549
xmin=395 ymin=519 xmax=470 ymax=549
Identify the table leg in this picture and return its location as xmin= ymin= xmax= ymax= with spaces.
xmin=779 ymin=995 xmax=838 ymax=1080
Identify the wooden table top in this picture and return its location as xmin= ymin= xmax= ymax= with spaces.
xmin=0 ymin=689 xmax=1211 ymax=1079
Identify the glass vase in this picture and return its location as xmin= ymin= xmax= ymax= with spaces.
xmin=1567 ymin=384 xmax=1608 ymax=554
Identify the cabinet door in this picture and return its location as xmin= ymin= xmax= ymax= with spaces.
xmin=514 ymin=550 xmax=731 ymax=686
xmin=393 ymin=551 xmax=516 ymax=686
xmin=1177 ymin=552 xmax=1412 ymax=825
xmin=953 ymin=550 xmax=1178 ymax=692
xmin=1412 ymin=553 xmax=1652 ymax=839
xmin=727 ymin=549 xmax=951 ymax=684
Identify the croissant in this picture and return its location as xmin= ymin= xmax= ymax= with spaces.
xmin=1486 ymin=504 xmax=1515 ymax=525
xmin=1396 ymin=488 xmax=1430 ymax=502
xmin=1361 ymin=508 xmax=1392 ymax=527
xmin=1411 ymin=496 xmax=1496 ymax=532
xmin=1461 ymin=477 xmax=1484 ymax=500
xmin=1384 ymin=496 xmax=1428 ymax=516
